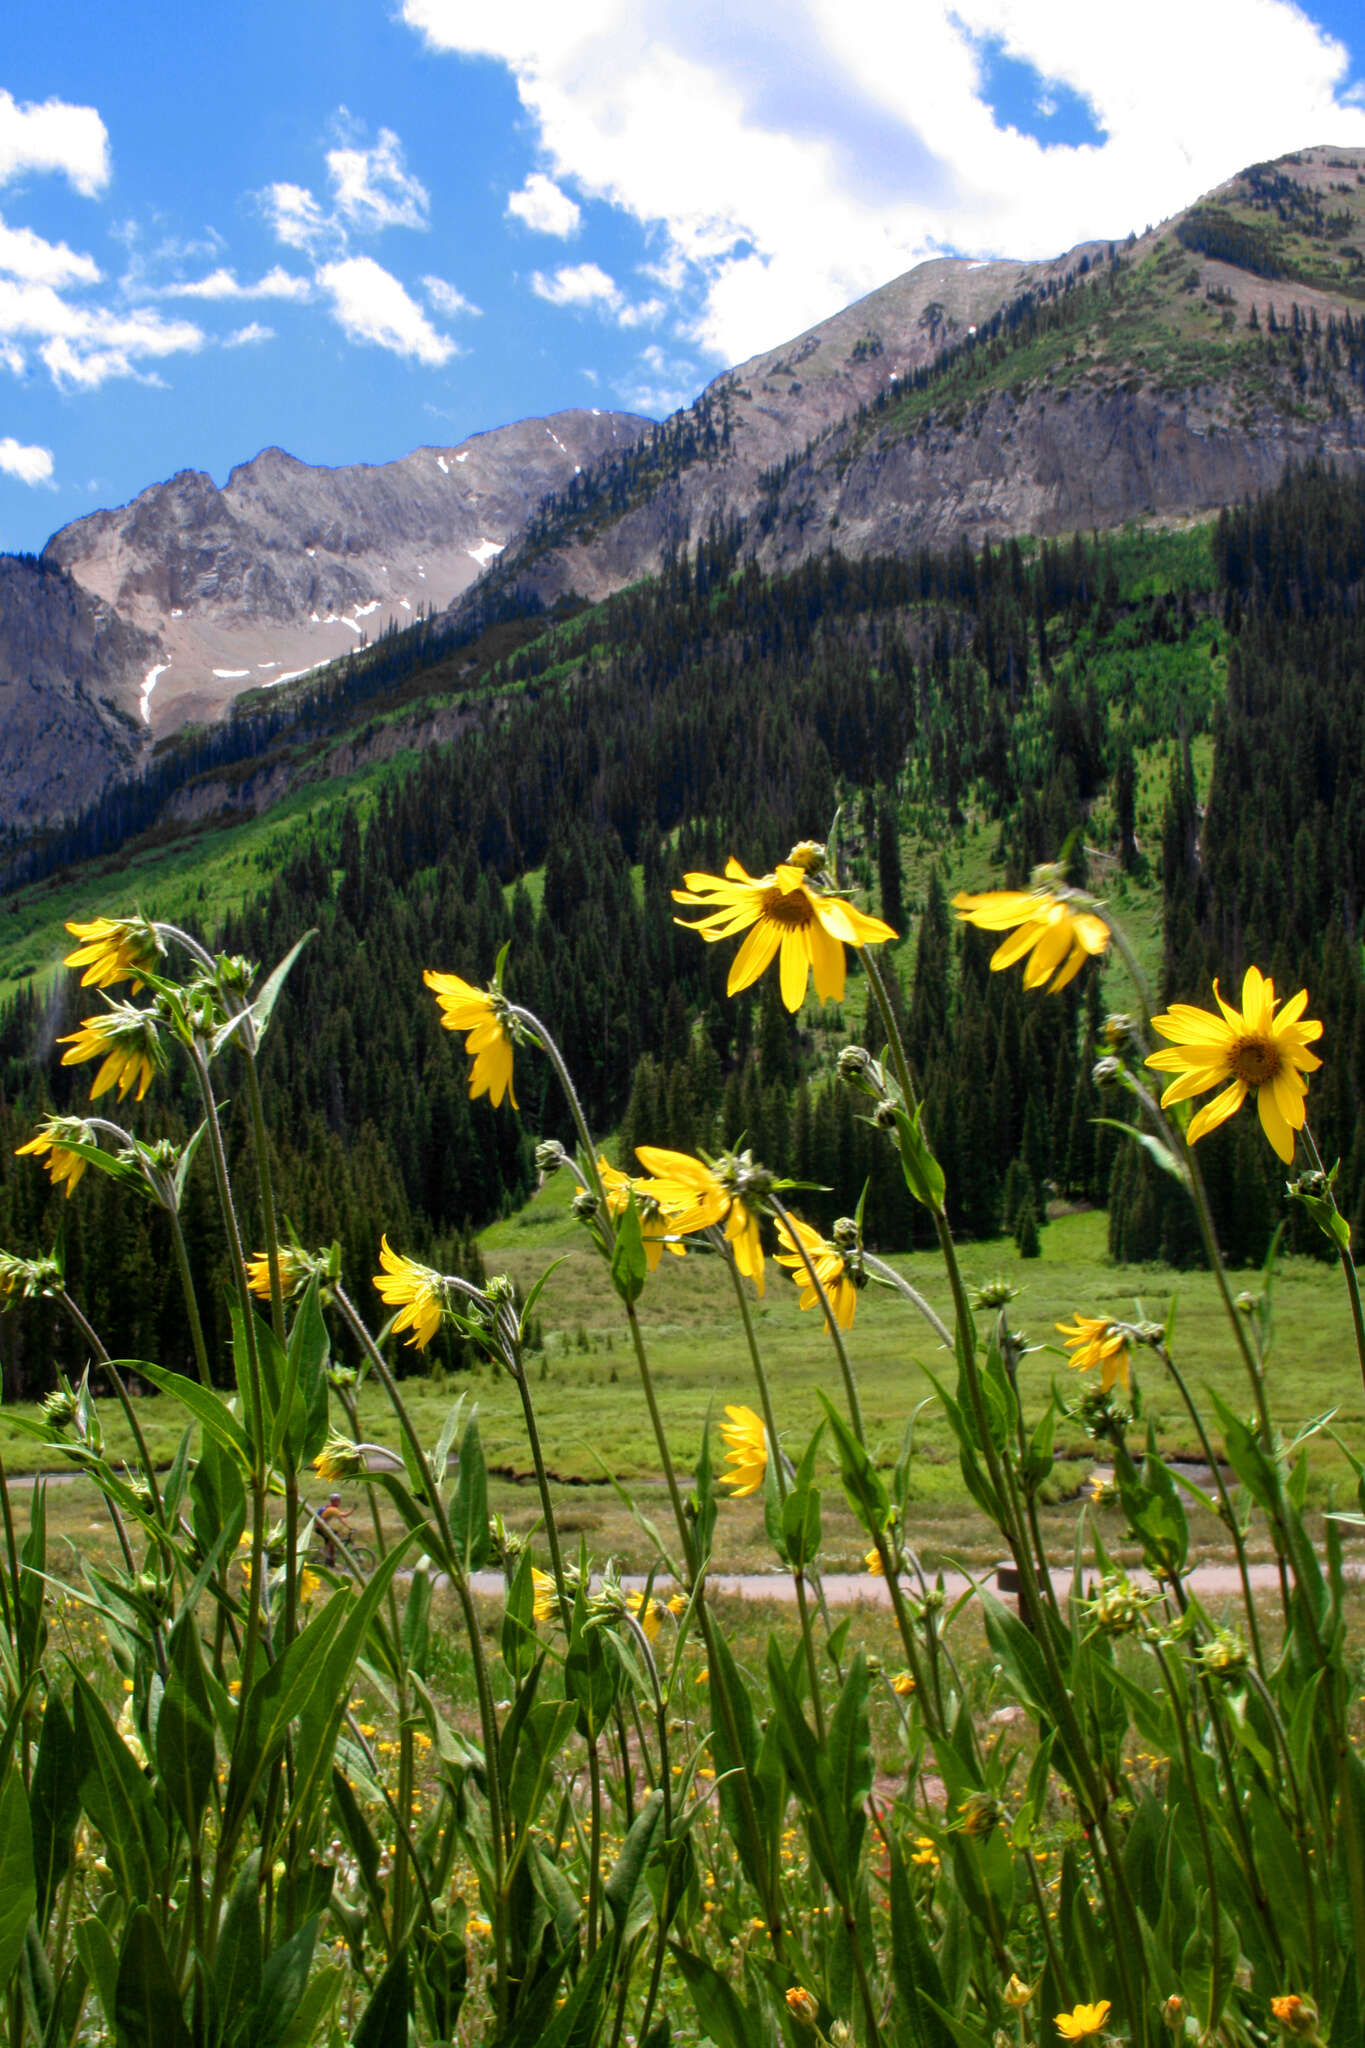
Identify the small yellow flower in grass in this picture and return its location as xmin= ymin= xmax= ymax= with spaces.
xmin=953 ymin=887 xmax=1110 ymax=993
xmin=531 ymin=1567 xmax=557 ymax=1625
xmin=719 ymin=1404 xmax=767 ymax=1496
xmin=63 ymin=915 xmax=162 ymax=990
xmin=666 ymin=1592 xmax=687 ymax=1616
xmin=634 ymin=1144 xmax=767 ymax=1291
xmin=299 ymin=1568 xmax=323 ymax=1604
xmin=59 ymin=1006 xmax=161 ymax=1102
xmin=466 ymin=1914 xmax=492 ymax=1940
xmin=597 ymin=1157 xmax=686 ymax=1271
xmin=891 ymin=1669 xmax=916 ymax=1696
xmin=1055 ymin=2003 xmax=1111 ymax=2040
xmin=774 ymin=1213 xmax=859 ymax=1331
xmin=696 ymin=1666 xmax=709 ymax=1685
xmin=1005 ymin=1976 xmax=1036 ymax=2010
xmin=372 ymin=1236 xmax=445 ymax=1350
xmin=1271 ymin=1996 xmax=1318 ymax=2037
xmin=423 ymin=969 xmax=518 ymax=1108
xmin=673 ymin=842 xmax=896 ymax=1013
xmin=784 ymin=1987 xmax=820 ymax=2025
xmin=865 ymin=1548 xmax=884 ymax=1576
xmin=1057 ymin=1313 xmax=1131 ymax=1395
xmin=15 ymin=1116 xmax=96 ymax=1197
xmin=910 ymin=1836 xmax=939 ymax=1868
xmin=1145 ymin=965 xmax=1323 ymax=1165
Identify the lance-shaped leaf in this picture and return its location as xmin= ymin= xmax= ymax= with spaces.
xmin=0 ymin=1764 xmax=36 ymax=1995
xmin=112 ymin=1907 xmax=191 ymax=2048
xmin=71 ymin=1671 xmax=168 ymax=1901
xmin=155 ymin=1616 xmax=216 ymax=1837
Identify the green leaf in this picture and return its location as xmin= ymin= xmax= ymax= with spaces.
xmin=780 ymin=1483 xmax=822 ymax=1571
xmin=248 ymin=1918 xmax=319 ymax=2047
xmin=450 ymin=1408 xmax=490 ymax=1573
xmin=0 ymin=1765 xmax=36 ymax=1993
xmin=610 ymin=1192 xmax=649 ymax=1307
xmin=112 ymin=1908 xmax=191 ymax=2048
xmin=353 ymin=1952 xmax=409 ymax=2048
xmin=1091 ymin=1116 xmax=1190 ymax=1185
xmin=604 ymin=1788 xmax=666 ymax=1940
xmin=888 ymin=1834 xmax=955 ymax=2048
xmin=668 ymin=1945 xmax=755 ymax=2048
xmin=156 ymin=1618 xmax=216 ymax=1837
xmin=71 ymin=1671 xmax=168 ymax=1901
xmin=29 ymin=1689 xmax=80 ymax=1927
xmin=213 ymin=1854 xmax=264 ymax=2045
xmin=892 ymin=1102 xmax=947 ymax=1210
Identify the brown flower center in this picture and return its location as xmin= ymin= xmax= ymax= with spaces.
xmin=1230 ymin=1034 xmax=1281 ymax=1087
xmin=760 ymin=885 xmax=815 ymax=929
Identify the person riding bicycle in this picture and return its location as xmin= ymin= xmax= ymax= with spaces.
xmin=315 ymin=1492 xmax=351 ymax=1568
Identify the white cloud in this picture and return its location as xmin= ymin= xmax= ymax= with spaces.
xmin=224 ymin=321 xmax=273 ymax=347
xmin=0 ymin=277 xmax=203 ymax=390
xmin=161 ymin=264 xmax=311 ymax=301
xmin=0 ymin=216 xmax=100 ymax=287
xmin=532 ymin=260 xmax=622 ymax=310
xmin=0 ymin=88 xmax=109 ymax=197
xmin=401 ymin=0 xmax=1365 ymax=363
xmin=326 ymin=123 xmax=430 ymax=232
xmin=264 ymin=181 xmax=330 ymax=254
xmin=317 ymin=256 xmax=455 ymax=363
xmin=0 ymin=435 xmax=53 ymax=485
xmin=0 ymin=340 xmax=22 ymax=374
xmin=617 ymin=295 xmax=665 ymax=328
xmin=507 ymin=172 xmax=581 ymax=237
xmin=423 ymin=274 xmax=481 ymax=317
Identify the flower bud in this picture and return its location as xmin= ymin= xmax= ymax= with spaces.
xmin=831 ymin=1215 xmax=860 ymax=1251
xmin=872 ymin=1099 xmax=900 ymax=1130
xmin=784 ymin=1987 xmax=820 ymax=2026
xmin=536 ymin=1139 xmax=569 ymax=1177
xmin=837 ymin=1044 xmax=886 ymax=1098
xmin=830 ymin=2024 xmax=853 ymax=2048
xmin=1161 ymin=1995 xmax=1186 ymax=2030
xmin=571 ymin=1188 xmax=600 ymax=1220
xmin=1102 ymin=1013 xmax=1135 ymax=1049
xmin=1092 ymin=1055 xmax=1123 ymax=1089
xmin=1004 ymin=1976 xmax=1035 ymax=2010
xmin=973 ymin=1276 xmax=1018 ymax=1310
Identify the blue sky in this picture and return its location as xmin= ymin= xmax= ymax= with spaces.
xmin=3 ymin=0 xmax=1365 ymax=554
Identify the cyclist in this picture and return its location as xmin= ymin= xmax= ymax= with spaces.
xmin=315 ymin=1492 xmax=352 ymax=1568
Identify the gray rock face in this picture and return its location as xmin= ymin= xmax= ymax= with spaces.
xmin=0 ymin=556 xmax=153 ymax=830
xmin=41 ymin=408 xmax=650 ymax=735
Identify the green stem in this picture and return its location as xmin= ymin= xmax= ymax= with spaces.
xmin=863 ymin=1252 xmax=953 ymax=1348
xmin=1154 ymin=1641 xmax=1224 ymax=2023
xmin=1156 ymin=1345 xmax=1266 ymax=1678
xmin=241 ymin=1046 xmax=286 ymax=1349
xmin=1303 ymin=1124 xmax=1365 ymax=1400
xmin=167 ymin=1205 xmax=211 ymax=1387
xmin=767 ymin=1190 xmax=866 ymax=1441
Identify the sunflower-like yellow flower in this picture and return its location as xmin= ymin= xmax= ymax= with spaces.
xmin=719 ymin=1403 xmax=767 ymax=1496
xmin=597 ymin=1157 xmax=686 ymax=1272
xmin=372 ymin=1236 xmax=445 ymax=1349
xmin=63 ymin=915 xmax=162 ymax=991
xmin=633 ymin=1145 xmax=765 ymax=1291
xmin=673 ymin=844 xmax=896 ymax=1013
xmin=1055 ymin=2003 xmax=1111 ymax=2041
xmin=313 ymin=1433 xmax=368 ymax=1482
xmin=58 ymin=1007 xmax=161 ymax=1102
xmin=1057 ymin=1313 xmax=1131 ymax=1395
xmin=15 ymin=1116 xmax=96 ymax=1197
xmin=628 ymin=1592 xmax=663 ymax=1642
xmin=952 ymin=888 xmax=1110 ymax=993
xmin=245 ymin=1244 xmax=315 ymax=1301
xmin=423 ymin=970 xmax=518 ymax=1108
xmin=774 ymin=1213 xmax=858 ymax=1331
xmin=1145 ymin=965 xmax=1323 ymax=1165
xmin=865 ymin=1547 xmax=884 ymax=1576
xmin=531 ymin=1566 xmax=557 ymax=1624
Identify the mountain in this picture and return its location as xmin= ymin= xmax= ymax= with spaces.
xmin=474 ymin=143 xmax=1365 ymax=615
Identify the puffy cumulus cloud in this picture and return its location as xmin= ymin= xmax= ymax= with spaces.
xmin=531 ymin=261 xmax=622 ymax=310
xmin=423 ymin=274 xmax=481 ymax=317
xmin=326 ymin=123 xmax=430 ymax=233
xmin=401 ymin=0 xmax=1365 ymax=363
xmin=0 ymin=277 xmax=203 ymax=390
xmin=0 ymin=436 xmax=54 ymax=485
xmin=0 ymin=217 xmax=100 ymax=288
xmin=160 ymin=264 xmax=311 ymax=301
xmin=317 ymin=256 xmax=456 ymax=364
xmin=0 ymin=88 xmax=109 ymax=197
xmin=224 ymin=322 xmax=274 ymax=347
xmin=507 ymin=172 xmax=581 ymax=237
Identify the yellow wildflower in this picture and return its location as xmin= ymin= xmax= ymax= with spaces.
xmin=628 ymin=1592 xmax=663 ymax=1642
xmin=467 ymin=1914 xmax=492 ymax=1940
xmin=245 ymin=1244 xmax=313 ymax=1300
xmin=1270 ymin=1997 xmax=1318 ymax=2036
xmin=531 ymin=1567 xmax=557 ymax=1625
xmin=891 ymin=1669 xmax=916 ymax=1697
xmin=1145 ymin=965 xmax=1322 ymax=1164
xmin=1057 ymin=1313 xmax=1131 ymax=1395
xmin=424 ymin=969 xmax=518 ymax=1108
xmin=952 ymin=888 xmax=1110 ymax=993
xmin=313 ymin=1433 xmax=367 ymax=1482
xmin=673 ymin=844 xmax=895 ymax=1013
xmin=59 ymin=1006 xmax=161 ymax=1102
xmin=15 ymin=1116 xmax=95 ymax=1197
xmin=666 ymin=1592 xmax=687 ymax=1615
xmin=865 ymin=1548 xmax=884 ymax=1576
xmin=784 ymin=1987 xmax=820 ymax=2025
xmin=696 ymin=1666 xmax=709 ymax=1685
xmin=718 ymin=1404 xmax=767 ymax=1496
xmin=633 ymin=1145 xmax=765 ymax=1291
xmin=372 ymin=1236 xmax=445 ymax=1350
xmin=1055 ymin=2003 xmax=1111 ymax=2040
xmin=774 ymin=1212 xmax=857 ymax=1331
xmin=63 ymin=915 xmax=161 ymax=990
xmin=1005 ymin=1976 xmax=1035 ymax=2010
xmin=910 ymin=1836 xmax=939 ymax=1868
xmin=597 ymin=1157 xmax=686 ymax=1271
xmin=299 ymin=1568 xmax=322 ymax=1604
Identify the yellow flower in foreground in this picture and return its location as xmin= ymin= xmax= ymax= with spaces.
xmin=245 ymin=1245 xmax=314 ymax=1301
xmin=1057 ymin=1313 xmax=1131 ymax=1395
xmin=597 ymin=1157 xmax=686 ymax=1272
xmin=1145 ymin=965 xmax=1322 ymax=1165
xmin=634 ymin=1145 xmax=766 ymax=1291
xmin=784 ymin=1987 xmax=820 ymax=2025
xmin=63 ymin=915 xmax=162 ymax=990
xmin=673 ymin=845 xmax=896 ymax=1013
xmin=865 ymin=1547 xmax=884 ymax=1576
xmin=1055 ymin=2004 xmax=1112 ymax=2041
xmin=531 ymin=1567 xmax=557 ymax=1624
xmin=891 ymin=1669 xmax=916 ymax=1697
xmin=299 ymin=1568 xmax=323 ymax=1604
xmin=372 ymin=1236 xmax=445 ymax=1350
xmin=423 ymin=969 xmax=518 ymax=1108
xmin=953 ymin=888 xmax=1110 ymax=993
xmin=59 ymin=1007 xmax=161 ymax=1102
xmin=15 ymin=1116 xmax=95 ymax=1197
xmin=774 ymin=1213 xmax=857 ymax=1331
xmin=719 ymin=1404 xmax=767 ymax=1496
xmin=628 ymin=1592 xmax=663 ymax=1642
